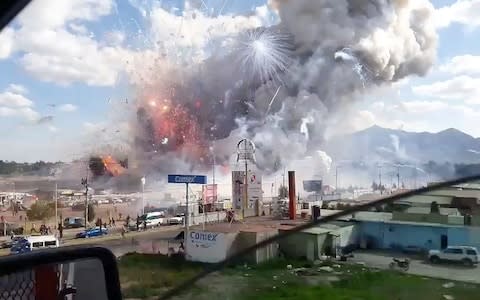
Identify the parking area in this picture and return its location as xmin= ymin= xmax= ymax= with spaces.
xmin=351 ymin=250 xmax=480 ymax=283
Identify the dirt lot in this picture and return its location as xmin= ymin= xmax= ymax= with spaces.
xmin=119 ymin=254 xmax=480 ymax=300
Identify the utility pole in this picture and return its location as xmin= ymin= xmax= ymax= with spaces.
xmin=397 ymin=166 xmax=400 ymax=188
xmin=243 ymin=142 xmax=248 ymax=220
xmin=335 ymin=166 xmax=338 ymax=191
xmin=212 ymin=153 xmax=216 ymax=212
xmin=378 ymin=165 xmax=382 ymax=194
xmin=81 ymin=164 xmax=89 ymax=229
xmin=54 ymin=182 xmax=58 ymax=230
xmin=141 ymin=177 xmax=146 ymax=215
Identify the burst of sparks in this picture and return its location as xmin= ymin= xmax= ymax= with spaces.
xmin=334 ymin=47 xmax=370 ymax=88
xmin=237 ymin=28 xmax=293 ymax=83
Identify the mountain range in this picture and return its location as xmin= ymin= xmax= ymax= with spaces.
xmin=325 ymin=125 xmax=480 ymax=165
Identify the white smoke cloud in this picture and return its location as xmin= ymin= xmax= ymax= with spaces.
xmin=91 ymin=0 xmax=439 ymax=181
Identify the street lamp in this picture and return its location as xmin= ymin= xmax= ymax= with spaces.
xmin=141 ymin=177 xmax=146 ymax=215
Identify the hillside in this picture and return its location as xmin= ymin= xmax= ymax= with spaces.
xmin=325 ymin=125 xmax=480 ymax=164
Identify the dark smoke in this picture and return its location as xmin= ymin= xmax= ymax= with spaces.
xmin=125 ymin=0 xmax=437 ymax=177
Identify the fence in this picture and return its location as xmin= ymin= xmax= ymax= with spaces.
xmin=0 ymin=264 xmax=60 ymax=300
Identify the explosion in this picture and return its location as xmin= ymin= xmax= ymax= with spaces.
xmin=102 ymin=156 xmax=126 ymax=177
xmin=103 ymin=0 xmax=438 ymax=177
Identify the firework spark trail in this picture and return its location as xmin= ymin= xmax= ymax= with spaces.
xmin=217 ymin=0 xmax=229 ymax=16
xmin=237 ymin=28 xmax=293 ymax=83
xmin=265 ymin=85 xmax=281 ymax=116
xmin=334 ymin=47 xmax=370 ymax=88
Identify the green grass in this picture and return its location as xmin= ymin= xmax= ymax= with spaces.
xmin=118 ymin=254 xmax=480 ymax=300
xmin=118 ymin=253 xmax=205 ymax=298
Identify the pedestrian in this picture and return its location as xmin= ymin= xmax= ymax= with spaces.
xmin=58 ymin=222 xmax=63 ymax=239
xmin=108 ymin=218 xmax=112 ymax=227
xmin=112 ymin=218 xmax=115 ymax=227
xmin=121 ymin=226 xmax=126 ymax=239
xmin=136 ymin=215 xmax=140 ymax=231
xmin=143 ymin=219 xmax=147 ymax=231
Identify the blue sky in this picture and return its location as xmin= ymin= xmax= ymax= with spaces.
xmin=0 ymin=0 xmax=479 ymax=162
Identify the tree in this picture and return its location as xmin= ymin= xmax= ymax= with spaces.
xmin=371 ymin=181 xmax=378 ymax=191
xmin=27 ymin=201 xmax=55 ymax=221
xmin=87 ymin=203 xmax=95 ymax=222
xmin=430 ymin=201 xmax=440 ymax=214
xmin=278 ymin=185 xmax=288 ymax=199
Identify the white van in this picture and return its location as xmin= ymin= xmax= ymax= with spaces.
xmin=10 ymin=235 xmax=59 ymax=254
xmin=142 ymin=212 xmax=165 ymax=227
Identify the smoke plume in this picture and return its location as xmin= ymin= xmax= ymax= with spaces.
xmin=110 ymin=0 xmax=438 ymax=179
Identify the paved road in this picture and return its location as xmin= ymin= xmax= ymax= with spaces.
xmin=351 ymin=251 xmax=480 ymax=283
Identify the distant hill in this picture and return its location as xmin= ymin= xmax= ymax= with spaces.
xmin=325 ymin=125 xmax=480 ymax=165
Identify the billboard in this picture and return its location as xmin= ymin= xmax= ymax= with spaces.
xmin=303 ymin=180 xmax=323 ymax=193
xmin=231 ymin=170 xmax=263 ymax=209
xmin=202 ymin=184 xmax=217 ymax=205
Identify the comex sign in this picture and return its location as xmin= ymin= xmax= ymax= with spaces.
xmin=187 ymin=231 xmax=226 ymax=263
xmin=190 ymin=231 xmax=219 ymax=248
xmin=167 ymin=174 xmax=207 ymax=255
xmin=168 ymin=175 xmax=207 ymax=184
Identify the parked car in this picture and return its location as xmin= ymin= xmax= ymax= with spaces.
xmin=75 ymin=227 xmax=108 ymax=238
xmin=0 ymin=236 xmax=24 ymax=249
xmin=168 ymin=215 xmax=184 ymax=225
xmin=428 ymin=246 xmax=479 ymax=267
xmin=143 ymin=212 xmax=165 ymax=227
xmin=63 ymin=217 xmax=85 ymax=229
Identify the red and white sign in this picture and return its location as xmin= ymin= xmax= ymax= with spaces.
xmin=202 ymin=184 xmax=217 ymax=205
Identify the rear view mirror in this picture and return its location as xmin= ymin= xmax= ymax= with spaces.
xmin=0 ymin=246 xmax=122 ymax=300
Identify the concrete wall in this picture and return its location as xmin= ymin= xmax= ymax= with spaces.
xmin=225 ymin=230 xmax=278 ymax=264
xmin=278 ymin=231 xmax=330 ymax=261
xmin=392 ymin=212 xmax=448 ymax=224
xmin=359 ymin=221 xmax=480 ymax=251
xmin=471 ymin=216 xmax=480 ymax=226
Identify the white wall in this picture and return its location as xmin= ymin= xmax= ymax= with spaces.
xmin=186 ymin=231 xmax=228 ymax=263
xmin=189 ymin=211 xmax=226 ymax=225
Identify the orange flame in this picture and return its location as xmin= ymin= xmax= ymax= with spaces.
xmin=102 ymin=156 xmax=125 ymax=176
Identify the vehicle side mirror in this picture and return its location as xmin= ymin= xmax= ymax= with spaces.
xmin=0 ymin=246 xmax=122 ymax=300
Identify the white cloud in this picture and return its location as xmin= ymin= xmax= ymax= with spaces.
xmin=435 ymin=0 xmax=480 ymax=28
xmin=396 ymin=100 xmax=449 ymax=113
xmin=0 ymin=28 xmax=14 ymax=59
xmin=0 ymin=91 xmax=34 ymax=107
xmin=58 ymin=103 xmax=78 ymax=112
xmin=440 ymin=55 xmax=480 ymax=75
xmin=6 ymin=84 xmax=28 ymax=95
xmin=0 ymin=106 xmax=39 ymax=121
xmin=412 ymin=75 xmax=480 ymax=102
xmin=0 ymin=85 xmax=40 ymax=121
xmin=0 ymin=0 xmax=134 ymax=87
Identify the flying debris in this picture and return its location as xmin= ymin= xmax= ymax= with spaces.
xmin=47 ymin=104 xmax=56 ymax=108
xmin=37 ymin=116 xmax=54 ymax=124
xmin=121 ymin=0 xmax=437 ymax=176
